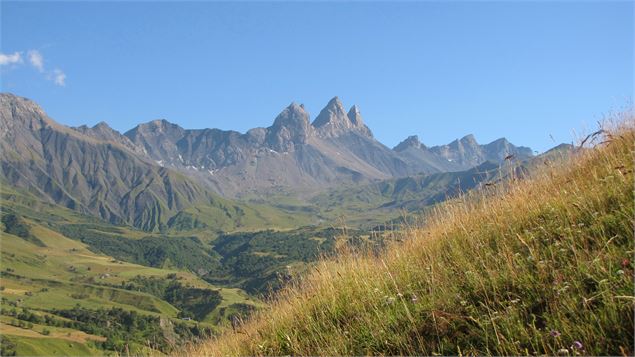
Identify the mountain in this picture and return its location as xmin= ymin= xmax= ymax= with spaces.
xmin=427 ymin=134 xmax=533 ymax=170
xmin=312 ymin=97 xmax=372 ymax=138
xmin=392 ymin=131 xmax=535 ymax=174
xmin=0 ymin=93 xmax=305 ymax=231
xmin=392 ymin=135 xmax=464 ymax=173
xmin=72 ymin=121 xmax=146 ymax=156
xmin=0 ymin=92 xmax=538 ymax=227
xmin=123 ymin=97 xmax=420 ymax=197
xmin=122 ymin=95 xmax=535 ymax=198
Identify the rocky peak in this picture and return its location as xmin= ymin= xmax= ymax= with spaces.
xmin=138 ymin=119 xmax=182 ymax=133
xmin=313 ymin=97 xmax=372 ymax=138
xmin=312 ymin=96 xmax=348 ymax=128
xmin=271 ymin=103 xmax=310 ymax=130
xmin=483 ymin=137 xmax=533 ymax=161
xmin=94 ymin=121 xmax=110 ymax=128
xmin=457 ymin=134 xmax=478 ymax=146
xmin=266 ymin=102 xmax=313 ymax=151
xmin=393 ymin=135 xmax=424 ymax=152
xmin=346 ymin=105 xmax=373 ymax=138
xmin=0 ymin=93 xmax=51 ymax=137
xmin=125 ymin=119 xmax=185 ymax=141
xmin=74 ymin=121 xmax=117 ymax=137
xmin=347 ymin=105 xmax=362 ymax=125
xmin=91 ymin=121 xmax=120 ymax=136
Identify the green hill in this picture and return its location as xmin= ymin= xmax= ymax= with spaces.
xmin=191 ymin=123 xmax=634 ymax=356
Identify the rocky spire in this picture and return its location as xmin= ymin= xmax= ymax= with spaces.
xmin=347 ymin=105 xmax=373 ymax=137
xmin=312 ymin=96 xmax=372 ymax=138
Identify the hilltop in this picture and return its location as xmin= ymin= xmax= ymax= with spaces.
xmin=191 ymin=119 xmax=634 ymax=356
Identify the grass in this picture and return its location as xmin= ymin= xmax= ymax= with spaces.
xmin=3 ymin=335 xmax=100 ymax=356
xmin=191 ymin=118 xmax=634 ymax=356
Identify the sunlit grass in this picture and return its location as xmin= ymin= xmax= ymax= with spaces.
xmin=191 ymin=115 xmax=634 ymax=356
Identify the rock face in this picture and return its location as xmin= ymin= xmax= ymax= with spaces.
xmin=393 ymin=135 xmax=424 ymax=152
xmin=1 ymin=92 xmax=535 ymax=202
xmin=266 ymin=103 xmax=313 ymax=151
xmin=73 ymin=121 xmax=146 ymax=155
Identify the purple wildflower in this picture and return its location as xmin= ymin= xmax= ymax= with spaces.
xmin=550 ymin=330 xmax=561 ymax=338
xmin=571 ymin=341 xmax=583 ymax=350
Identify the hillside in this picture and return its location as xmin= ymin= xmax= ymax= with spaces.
xmin=191 ymin=121 xmax=634 ymax=356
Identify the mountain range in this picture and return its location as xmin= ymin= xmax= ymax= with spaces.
xmin=0 ymin=92 xmax=537 ymax=231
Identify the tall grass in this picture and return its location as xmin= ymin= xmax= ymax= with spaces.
xmin=191 ymin=118 xmax=634 ymax=356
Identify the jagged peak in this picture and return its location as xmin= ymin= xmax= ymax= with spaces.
xmin=266 ymin=101 xmax=313 ymax=150
xmin=92 ymin=121 xmax=117 ymax=132
xmin=0 ymin=92 xmax=55 ymax=133
xmin=135 ymin=119 xmax=182 ymax=131
xmin=460 ymin=134 xmax=478 ymax=144
xmin=312 ymin=96 xmax=347 ymax=128
xmin=311 ymin=97 xmax=373 ymax=138
xmin=0 ymin=92 xmax=49 ymax=119
xmin=124 ymin=119 xmax=185 ymax=140
xmin=444 ymin=134 xmax=478 ymax=149
xmin=347 ymin=105 xmax=362 ymax=125
xmin=288 ymin=101 xmax=307 ymax=113
xmin=394 ymin=135 xmax=424 ymax=151
xmin=485 ymin=137 xmax=511 ymax=146
xmin=272 ymin=102 xmax=310 ymax=128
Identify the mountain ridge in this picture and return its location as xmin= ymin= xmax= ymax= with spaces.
xmin=0 ymin=93 xmax=306 ymax=231
xmin=0 ymin=92 xmax=541 ymax=230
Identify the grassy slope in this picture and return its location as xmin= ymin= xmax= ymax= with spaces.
xmin=4 ymin=335 xmax=100 ymax=356
xmin=192 ymin=123 xmax=634 ymax=356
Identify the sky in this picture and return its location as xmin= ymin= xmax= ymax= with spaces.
xmin=1 ymin=1 xmax=633 ymax=153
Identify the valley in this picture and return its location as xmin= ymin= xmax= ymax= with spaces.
xmin=0 ymin=93 xmax=580 ymax=355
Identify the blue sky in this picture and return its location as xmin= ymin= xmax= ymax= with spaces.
xmin=1 ymin=1 xmax=632 ymax=152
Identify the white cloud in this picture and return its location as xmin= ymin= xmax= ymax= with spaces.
xmin=0 ymin=52 xmax=23 ymax=65
xmin=2 ymin=49 xmax=67 ymax=87
xmin=52 ymin=68 xmax=66 ymax=86
xmin=28 ymin=50 xmax=44 ymax=72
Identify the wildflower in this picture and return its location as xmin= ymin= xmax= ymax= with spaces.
xmin=571 ymin=341 xmax=583 ymax=350
xmin=616 ymin=269 xmax=625 ymax=275
xmin=549 ymin=330 xmax=561 ymax=337
xmin=411 ymin=293 xmax=418 ymax=304
xmin=622 ymin=259 xmax=630 ymax=268
xmin=383 ymin=296 xmax=395 ymax=305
